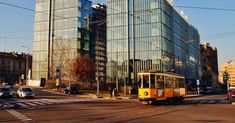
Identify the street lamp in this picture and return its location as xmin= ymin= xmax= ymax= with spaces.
xmin=22 ymin=45 xmax=29 ymax=81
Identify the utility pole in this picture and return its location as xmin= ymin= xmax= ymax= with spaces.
xmin=96 ymin=29 xmax=100 ymax=96
xmin=126 ymin=0 xmax=130 ymax=95
xmin=132 ymin=0 xmax=136 ymax=84
xmin=47 ymin=0 xmax=53 ymax=80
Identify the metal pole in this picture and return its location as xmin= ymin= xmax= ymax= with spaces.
xmin=127 ymin=0 xmax=130 ymax=88
xmin=47 ymin=0 xmax=53 ymax=80
xmin=132 ymin=0 xmax=136 ymax=84
xmin=96 ymin=29 xmax=100 ymax=96
xmin=124 ymin=79 xmax=126 ymax=96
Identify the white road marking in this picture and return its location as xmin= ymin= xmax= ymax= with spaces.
xmin=208 ymin=100 xmax=215 ymax=104
xmin=6 ymin=109 xmax=32 ymax=122
xmin=12 ymin=98 xmax=99 ymax=109
xmin=31 ymin=101 xmax=45 ymax=105
xmin=16 ymin=103 xmax=28 ymax=108
xmin=199 ymin=100 xmax=207 ymax=103
xmin=25 ymin=102 xmax=37 ymax=106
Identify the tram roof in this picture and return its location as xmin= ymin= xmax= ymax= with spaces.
xmin=138 ymin=69 xmax=185 ymax=77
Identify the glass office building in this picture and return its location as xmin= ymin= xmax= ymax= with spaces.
xmin=107 ymin=0 xmax=200 ymax=87
xmin=32 ymin=0 xmax=91 ymax=80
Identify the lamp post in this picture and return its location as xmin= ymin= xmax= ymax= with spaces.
xmin=22 ymin=45 xmax=29 ymax=81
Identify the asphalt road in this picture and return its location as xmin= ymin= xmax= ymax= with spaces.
xmin=1 ymin=89 xmax=235 ymax=123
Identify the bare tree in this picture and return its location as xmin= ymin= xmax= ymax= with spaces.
xmin=51 ymin=38 xmax=75 ymax=84
xmin=71 ymin=55 xmax=96 ymax=88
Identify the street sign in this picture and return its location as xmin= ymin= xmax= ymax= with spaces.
xmin=55 ymin=66 xmax=61 ymax=78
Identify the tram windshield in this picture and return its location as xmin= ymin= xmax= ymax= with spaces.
xmin=142 ymin=75 xmax=149 ymax=88
xmin=139 ymin=72 xmax=185 ymax=89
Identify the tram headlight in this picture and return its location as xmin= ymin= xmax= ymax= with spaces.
xmin=144 ymin=92 xmax=148 ymax=96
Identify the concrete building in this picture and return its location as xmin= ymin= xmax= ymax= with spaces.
xmin=0 ymin=52 xmax=32 ymax=84
xmin=219 ymin=60 xmax=235 ymax=87
xmin=32 ymin=0 xmax=92 ymax=81
xmin=200 ymin=42 xmax=218 ymax=88
xmin=90 ymin=3 xmax=107 ymax=84
xmin=107 ymin=0 xmax=200 ymax=90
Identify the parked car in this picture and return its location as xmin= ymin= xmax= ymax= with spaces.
xmin=0 ymin=87 xmax=12 ymax=98
xmin=205 ymin=87 xmax=212 ymax=94
xmin=199 ymin=88 xmax=205 ymax=94
xmin=1 ymin=82 xmax=8 ymax=86
xmin=64 ymin=86 xmax=79 ymax=94
xmin=17 ymin=87 xmax=34 ymax=98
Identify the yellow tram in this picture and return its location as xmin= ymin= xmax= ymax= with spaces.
xmin=138 ymin=70 xmax=185 ymax=104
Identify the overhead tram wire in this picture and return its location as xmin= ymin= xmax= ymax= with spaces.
xmin=0 ymin=1 xmax=34 ymax=12
xmin=173 ymin=5 xmax=235 ymax=12
xmin=0 ymin=30 xmax=32 ymax=34
xmin=0 ymin=36 xmax=32 ymax=40
xmin=1 ymin=1 xmax=235 ymax=42
xmin=0 ymin=1 xmax=71 ymax=20
xmin=202 ymin=31 xmax=235 ymax=41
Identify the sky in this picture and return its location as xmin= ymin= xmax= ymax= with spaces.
xmin=0 ymin=0 xmax=235 ymax=69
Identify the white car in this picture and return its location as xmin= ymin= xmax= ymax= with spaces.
xmin=17 ymin=87 xmax=34 ymax=98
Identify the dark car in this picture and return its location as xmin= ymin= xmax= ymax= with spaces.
xmin=0 ymin=87 xmax=12 ymax=98
xmin=64 ymin=86 xmax=79 ymax=94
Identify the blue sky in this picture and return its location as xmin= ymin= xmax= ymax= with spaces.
xmin=0 ymin=0 xmax=234 ymax=68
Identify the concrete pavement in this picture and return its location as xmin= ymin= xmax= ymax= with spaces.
xmin=40 ymin=88 xmax=201 ymax=101
xmin=41 ymin=88 xmax=139 ymax=101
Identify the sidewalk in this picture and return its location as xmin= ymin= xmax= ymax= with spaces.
xmin=41 ymin=88 xmax=139 ymax=101
xmin=41 ymin=88 xmax=202 ymax=101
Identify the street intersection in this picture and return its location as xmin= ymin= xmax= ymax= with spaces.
xmin=1 ymin=88 xmax=235 ymax=123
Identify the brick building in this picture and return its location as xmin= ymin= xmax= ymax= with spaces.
xmin=200 ymin=43 xmax=218 ymax=88
xmin=0 ymin=52 xmax=32 ymax=84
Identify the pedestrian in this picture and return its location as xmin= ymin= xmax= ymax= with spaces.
xmin=109 ymin=86 xmax=113 ymax=97
xmin=113 ymin=88 xmax=117 ymax=97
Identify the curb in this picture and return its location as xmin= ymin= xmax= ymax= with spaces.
xmin=42 ymin=89 xmax=139 ymax=101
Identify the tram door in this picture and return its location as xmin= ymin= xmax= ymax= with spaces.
xmin=156 ymin=75 xmax=164 ymax=98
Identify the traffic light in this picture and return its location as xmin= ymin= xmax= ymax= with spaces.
xmin=223 ymin=72 xmax=229 ymax=83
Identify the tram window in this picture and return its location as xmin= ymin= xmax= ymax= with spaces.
xmin=178 ymin=78 xmax=185 ymax=88
xmin=138 ymin=75 xmax=141 ymax=87
xmin=156 ymin=75 xmax=164 ymax=88
xmin=172 ymin=77 xmax=176 ymax=88
xmin=150 ymin=74 xmax=155 ymax=88
xmin=143 ymin=75 xmax=149 ymax=88
xmin=175 ymin=78 xmax=179 ymax=88
xmin=138 ymin=75 xmax=141 ymax=83
xmin=164 ymin=76 xmax=171 ymax=88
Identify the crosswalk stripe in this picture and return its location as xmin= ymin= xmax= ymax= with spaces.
xmin=25 ymin=102 xmax=37 ymax=106
xmin=47 ymin=100 xmax=62 ymax=104
xmin=11 ymin=98 xmax=97 ymax=109
xmin=208 ymin=100 xmax=215 ymax=104
xmin=6 ymin=109 xmax=32 ymax=122
xmin=16 ymin=103 xmax=28 ymax=108
xmin=30 ymin=101 xmax=45 ymax=105
xmin=199 ymin=100 xmax=207 ymax=103
xmin=37 ymin=100 xmax=54 ymax=105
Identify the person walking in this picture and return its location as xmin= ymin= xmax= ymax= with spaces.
xmin=109 ymin=86 xmax=113 ymax=98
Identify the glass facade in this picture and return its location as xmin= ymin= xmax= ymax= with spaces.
xmin=91 ymin=4 xmax=107 ymax=82
xmin=107 ymin=0 xmax=200 ymax=85
xmin=33 ymin=0 xmax=91 ymax=80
